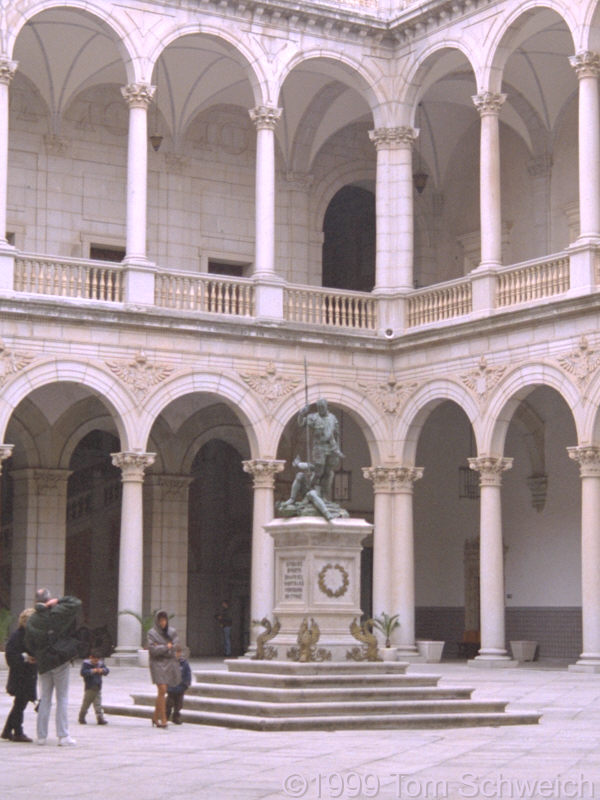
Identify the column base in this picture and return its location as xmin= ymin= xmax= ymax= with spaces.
xmin=469 ymin=651 xmax=517 ymax=669
xmin=110 ymin=647 xmax=142 ymax=667
xmin=568 ymin=654 xmax=600 ymax=673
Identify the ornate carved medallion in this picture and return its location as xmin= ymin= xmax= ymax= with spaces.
xmin=460 ymin=356 xmax=506 ymax=404
xmin=106 ymin=351 xmax=174 ymax=402
xmin=239 ymin=361 xmax=299 ymax=411
xmin=557 ymin=335 xmax=600 ymax=389
xmin=358 ymin=373 xmax=418 ymax=415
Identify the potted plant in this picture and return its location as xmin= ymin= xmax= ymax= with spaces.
xmin=119 ymin=609 xmax=172 ymax=667
xmin=372 ymin=612 xmax=400 ymax=661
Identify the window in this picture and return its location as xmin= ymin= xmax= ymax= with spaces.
xmin=208 ymin=260 xmax=246 ymax=277
xmin=89 ymin=244 xmax=125 ymax=263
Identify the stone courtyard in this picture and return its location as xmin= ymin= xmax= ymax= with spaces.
xmin=2 ymin=659 xmax=600 ymax=800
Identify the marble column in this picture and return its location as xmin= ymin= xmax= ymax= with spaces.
xmin=567 ymin=446 xmax=600 ymax=670
xmin=112 ymin=451 xmax=155 ymax=654
xmin=0 ymin=59 xmax=16 ymax=244
xmin=242 ymin=458 xmax=285 ymax=651
xmin=248 ymin=106 xmax=282 ymax=279
xmin=468 ymin=456 xmax=513 ymax=664
xmin=10 ymin=467 xmax=71 ymax=615
xmin=569 ymin=52 xmax=600 ymax=241
xmin=369 ymin=127 xmax=416 ymax=293
xmin=144 ymin=475 xmax=192 ymax=639
xmin=363 ymin=464 xmax=423 ymax=655
xmin=472 ymin=93 xmax=506 ymax=268
xmin=121 ymin=83 xmax=155 ymax=263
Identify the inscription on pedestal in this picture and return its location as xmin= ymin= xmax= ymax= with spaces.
xmin=283 ymin=558 xmax=305 ymax=600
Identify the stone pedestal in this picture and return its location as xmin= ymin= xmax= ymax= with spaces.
xmin=264 ymin=516 xmax=373 ymax=661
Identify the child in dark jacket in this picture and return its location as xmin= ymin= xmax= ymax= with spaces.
xmin=166 ymin=646 xmax=191 ymax=724
xmin=79 ymin=650 xmax=109 ymax=725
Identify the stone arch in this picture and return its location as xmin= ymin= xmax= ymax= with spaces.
xmin=401 ymin=40 xmax=480 ymax=114
xmin=56 ymin=411 xmax=122 ymax=470
xmin=138 ymin=372 xmax=266 ymax=459
xmin=484 ymin=2 xmax=577 ymax=94
xmin=578 ymin=366 xmax=600 ymax=444
xmin=0 ymin=358 xmax=135 ymax=450
xmin=8 ymin=1 xmax=138 ymax=83
xmin=483 ymin=363 xmax=582 ymax=455
xmin=278 ymin=51 xmax=386 ymax=127
xmin=397 ymin=379 xmax=481 ymax=465
xmin=311 ymin=164 xmax=375 ymax=239
xmin=148 ymin=25 xmax=269 ymax=107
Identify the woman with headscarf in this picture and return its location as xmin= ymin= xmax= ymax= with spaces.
xmin=147 ymin=610 xmax=181 ymax=728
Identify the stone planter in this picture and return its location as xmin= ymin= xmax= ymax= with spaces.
xmin=510 ymin=640 xmax=537 ymax=662
xmin=416 ymin=640 xmax=445 ymax=662
xmin=379 ymin=646 xmax=398 ymax=662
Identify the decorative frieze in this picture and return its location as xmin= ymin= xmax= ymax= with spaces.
xmin=0 ymin=340 xmax=35 ymax=386
xmin=34 ymin=468 xmax=72 ymax=495
xmin=369 ymin=127 xmax=416 ymax=150
xmin=557 ymin=336 xmax=600 ymax=389
xmin=527 ymin=474 xmax=548 ymax=512
xmin=358 ymin=373 xmax=418 ymax=415
xmin=106 ymin=351 xmax=175 ymax=402
xmin=240 ymin=361 xmax=300 ymax=411
xmin=460 ymin=356 xmax=507 ymax=405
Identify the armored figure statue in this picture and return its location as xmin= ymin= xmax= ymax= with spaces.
xmin=297 ymin=398 xmax=343 ymax=502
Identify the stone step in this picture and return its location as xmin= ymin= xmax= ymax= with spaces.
xmin=193 ymin=670 xmax=441 ymax=689
xmin=224 ymin=659 xmax=411 ymax=675
xmin=188 ymin=682 xmax=474 ymax=702
xmin=130 ymin=692 xmax=506 ymax=717
xmin=103 ymin=703 xmax=541 ymax=731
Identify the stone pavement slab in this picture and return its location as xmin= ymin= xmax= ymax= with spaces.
xmin=1 ymin=659 xmax=600 ymax=800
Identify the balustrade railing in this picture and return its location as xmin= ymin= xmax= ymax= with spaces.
xmin=408 ymin=279 xmax=472 ymax=327
xmin=155 ymin=272 xmax=255 ymax=316
xmin=14 ymin=254 xmax=123 ymax=301
xmin=284 ymin=286 xmax=377 ymax=330
xmin=496 ymin=255 xmax=569 ymax=307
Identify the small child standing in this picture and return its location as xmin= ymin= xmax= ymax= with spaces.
xmin=79 ymin=649 xmax=109 ymax=725
xmin=166 ymin=646 xmax=191 ymax=724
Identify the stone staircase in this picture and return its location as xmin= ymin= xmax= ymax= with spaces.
xmin=104 ymin=660 xmax=541 ymax=730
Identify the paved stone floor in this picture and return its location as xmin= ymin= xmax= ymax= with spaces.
xmin=1 ymin=658 xmax=600 ymax=800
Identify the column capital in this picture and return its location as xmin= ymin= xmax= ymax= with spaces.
xmin=569 ymin=51 xmax=600 ymax=79
xmin=0 ymin=443 xmax=13 ymax=474
xmin=0 ymin=59 xmax=17 ymax=86
xmin=472 ymin=92 xmax=506 ymax=116
xmin=111 ymin=451 xmax=156 ymax=480
xmin=33 ymin=468 xmax=72 ymax=495
xmin=242 ymin=459 xmax=285 ymax=489
xmin=362 ymin=465 xmax=424 ymax=492
xmin=468 ymin=456 xmax=513 ymax=486
xmin=568 ymin=445 xmax=600 ymax=477
xmin=369 ymin=126 xmax=416 ymax=150
xmin=121 ymin=83 xmax=156 ymax=109
xmin=249 ymin=106 xmax=282 ymax=131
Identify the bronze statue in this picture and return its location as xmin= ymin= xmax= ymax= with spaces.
xmin=252 ymin=616 xmax=280 ymax=660
xmin=298 ymin=398 xmax=343 ymax=501
xmin=347 ymin=617 xmax=381 ymax=662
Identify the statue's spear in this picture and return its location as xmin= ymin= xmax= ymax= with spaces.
xmin=303 ymin=357 xmax=310 ymax=463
